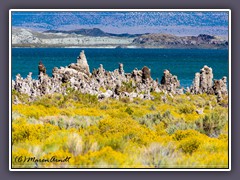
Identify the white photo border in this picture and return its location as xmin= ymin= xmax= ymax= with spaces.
xmin=9 ymin=9 xmax=231 ymax=171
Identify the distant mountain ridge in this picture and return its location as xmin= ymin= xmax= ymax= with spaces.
xmin=44 ymin=28 xmax=147 ymax=38
xmin=131 ymin=33 xmax=228 ymax=49
xmin=12 ymin=28 xmax=228 ymax=49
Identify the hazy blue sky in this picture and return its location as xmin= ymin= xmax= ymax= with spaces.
xmin=12 ymin=11 xmax=229 ymax=36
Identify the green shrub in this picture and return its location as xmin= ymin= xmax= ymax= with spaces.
xmin=149 ymin=105 xmax=156 ymax=111
xmin=162 ymin=110 xmax=174 ymax=120
xmin=119 ymin=81 xmax=136 ymax=93
xmin=134 ymin=113 xmax=163 ymax=129
xmin=100 ymin=105 xmax=108 ymax=110
xmin=125 ymin=107 xmax=134 ymax=115
xmin=166 ymin=119 xmax=198 ymax=135
xmin=185 ymin=92 xmax=191 ymax=96
xmin=173 ymin=130 xmax=201 ymax=141
xmin=119 ymin=97 xmax=131 ymax=103
xmin=141 ymin=143 xmax=179 ymax=168
xmin=12 ymin=111 xmax=22 ymax=121
xmin=12 ymin=90 xmax=29 ymax=104
xmin=65 ymin=90 xmax=98 ymax=106
xmin=179 ymin=104 xmax=195 ymax=114
xmin=179 ymin=137 xmax=201 ymax=154
xmin=195 ymin=110 xmax=228 ymax=137
xmin=33 ymin=94 xmax=65 ymax=108
xmin=47 ymin=115 xmax=102 ymax=130
xmin=218 ymin=95 xmax=228 ymax=107
xmin=99 ymin=136 xmax=127 ymax=152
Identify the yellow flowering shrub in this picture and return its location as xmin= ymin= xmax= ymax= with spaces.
xmin=13 ymin=104 xmax=60 ymax=119
xmin=178 ymin=137 xmax=202 ymax=154
xmin=74 ymin=146 xmax=129 ymax=168
xmin=173 ymin=130 xmax=203 ymax=141
xmin=11 ymin=91 xmax=229 ymax=168
xmin=12 ymin=123 xmax=59 ymax=145
xmin=176 ymin=151 xmax=228 ymax=168
xmin=39 ymin=150 xmax=73 ymax=168
xmin=12 ymin=147 xmax=34 ymax=168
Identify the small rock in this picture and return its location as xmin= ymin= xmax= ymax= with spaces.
xmin=196 ymin=108 xmax=203 ymax=115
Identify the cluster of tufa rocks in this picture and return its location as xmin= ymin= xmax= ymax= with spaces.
xmin=12 ymin=50 xmax=228 ymax=103
xmin=189 ymin=65 xmax=228 ymax=102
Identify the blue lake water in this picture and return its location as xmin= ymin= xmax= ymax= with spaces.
xmin=12 ymin=48 xmax=229 ymax=88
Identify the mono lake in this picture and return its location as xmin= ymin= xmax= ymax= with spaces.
xmin=12 ymin=48 xmax=229 ymax=88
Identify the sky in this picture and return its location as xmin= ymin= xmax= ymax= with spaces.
xmin=11 ymin=11 xmax=229 ymax=36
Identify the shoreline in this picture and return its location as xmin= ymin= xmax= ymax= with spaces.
xmin=12 ymin=46 xmax=229 ymax=49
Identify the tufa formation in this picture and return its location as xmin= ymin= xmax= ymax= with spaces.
xmin=12 ymin=50 xmax=228 ymax=103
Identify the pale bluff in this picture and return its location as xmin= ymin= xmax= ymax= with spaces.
xmin=12 ymin=28 xmax=228 ymax=49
